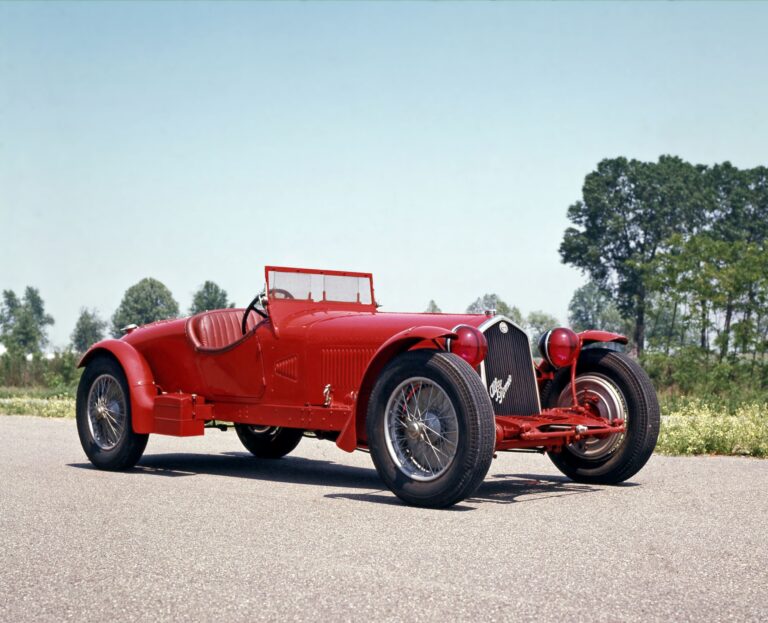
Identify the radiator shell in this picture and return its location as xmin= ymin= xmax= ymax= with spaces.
xmin=479 ymin=316 xmax=541 ymax=416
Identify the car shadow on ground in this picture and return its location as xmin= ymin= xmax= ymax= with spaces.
xmin=324 ymin=473 xmax=613 ymax=508
xmin=68 ymin=451 xmax=383 ymax=490
xmin=471 ymin=473 xmax=601 ymax=505
xmin=68 ymin=454 xmax=633 ymax=508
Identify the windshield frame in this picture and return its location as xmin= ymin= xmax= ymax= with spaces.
xmin=264 ymin=266 xmax=377 ymax=310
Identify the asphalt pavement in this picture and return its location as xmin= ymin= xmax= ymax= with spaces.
xmin=1 ymin=415 xmax=766 ymax=622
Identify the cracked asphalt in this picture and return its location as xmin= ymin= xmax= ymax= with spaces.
xmin=1 ymin=415 xmax=766 ymax=622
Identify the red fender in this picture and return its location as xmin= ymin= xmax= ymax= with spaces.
xmin=578 ymin=330 xmax=628 ymax=347
xmin=336 ymin=326 xmax=459 ymax=452
xmin=79 ymin=339 xmax=157 ymax=434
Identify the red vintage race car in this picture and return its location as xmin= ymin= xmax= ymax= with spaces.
xmin=77 ymin=266 xmax=660 ymax=508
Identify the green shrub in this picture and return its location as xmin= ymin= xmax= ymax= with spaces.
xmin=657 ymin=400 xmax=768 ymax=457
xmin=0 ymin=352 xmax=81 ymax=395
xmin=642 ymin=350 xmax=768 ymax=412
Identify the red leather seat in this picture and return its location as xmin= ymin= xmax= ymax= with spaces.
xmin=186 ymin=309 xmax=258 ymax=352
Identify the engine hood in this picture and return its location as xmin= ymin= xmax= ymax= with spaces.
xmin=275 ymin=307 xmax=488 ymax=347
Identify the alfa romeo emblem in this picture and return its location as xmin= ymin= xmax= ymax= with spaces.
xmin=489 ymin=375 xmax=512 ymax=404
xmin=499 ymin=322 xmax=509 ymax=334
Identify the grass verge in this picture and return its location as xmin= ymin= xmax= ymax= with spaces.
xmin=0 ymin=394 xmax=75 ymax=418
xmin=656 ymin=400 xmax=768 ymax=458
xmin=0 ymin=386 xmax=76 ymax=418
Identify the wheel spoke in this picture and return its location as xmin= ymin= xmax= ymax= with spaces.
xmin=384 ymin=376 xmax=459 ymax=482
xmin=86 ymin=374 xmax=127 ymax=451
xmin=423 ymin=425 xmax=456 ymax=447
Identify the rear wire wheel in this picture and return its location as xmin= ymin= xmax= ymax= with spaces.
xmin=367 ymin=350 xmax=495 ymax=508
xmin=541 ymin=348 xmax=660 ymax=484
xmin=76 ymin=355 xmax=149 ymax=470
xmin=234 ymin=424 xmax=304 ymax=459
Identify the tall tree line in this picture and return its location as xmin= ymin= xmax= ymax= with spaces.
xmin=562 ymin=157 xmax=768 ymax=358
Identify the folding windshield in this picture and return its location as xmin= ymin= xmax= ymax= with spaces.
xmin=266 ymin=267 xmax=374 ymax=306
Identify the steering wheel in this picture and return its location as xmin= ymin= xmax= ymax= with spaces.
xmin=241 ymin=289 xmax=296 ymax=335
xmin=270 ymin=288 xmax=295 ymax=300
xmin=242 ymin=293 xmax=268 ymax=335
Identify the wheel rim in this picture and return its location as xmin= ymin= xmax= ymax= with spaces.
xmin=86 ymin=374 xmax=127 ymax=451
xmin=556 ymin=373 xmax=627 ymax=460
xmin=384 ymin=377 xmax=459 ymax=482
xmin=247 ymin=425 xmax=279 ymax=435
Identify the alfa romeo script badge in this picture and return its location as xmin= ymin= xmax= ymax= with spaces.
xmin=499 ymin=322 xmax=509 ymax=334
xmin=489 ymin=375 xmax=512 ymax=404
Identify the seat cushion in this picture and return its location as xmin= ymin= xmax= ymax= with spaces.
xmin=187 ymin=309 xmax=257 ymax=352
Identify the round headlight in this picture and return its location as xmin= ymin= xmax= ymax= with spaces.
xmin=538 ymin=327 xmax=580 ymax=368
xmin=448 ymin=325 xmax=488 ymax=368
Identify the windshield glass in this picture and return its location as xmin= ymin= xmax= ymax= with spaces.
xmin=267 ymin=268 xmax=373 ymax=305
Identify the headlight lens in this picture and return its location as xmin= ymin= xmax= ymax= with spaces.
xmin=538 ymin=327 xmax=580 ymax=368
xmin=448 ymin=325 xmax=488 ymax=368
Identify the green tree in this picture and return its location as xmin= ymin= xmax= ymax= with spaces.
xmin=567 ymin=281 xmax=625 ymax=334
xmin=0 ymin=287 xmax=54 ymax=355
xmin=71 ymin=308 xmax=107 ymax=353
xmin=466 ymin=294 xmax=524 ymax=325
xmin=525 ymin=310 xmax=560 ymax=347
xmin=189 ymin=281 xmax=233 ymax=315
xmin=649 ymin=233 xmax=768 ymax=357
xmin=425 ymin=300 xmax=442 ymax=313
xmin=111 ymin=278 xmax=179 ymax=337
xmin=560 ymin=156 xmax=708 ymax=353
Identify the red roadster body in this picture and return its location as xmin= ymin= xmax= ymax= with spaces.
xmin=77 ymin=266 xmax=660 ymax=508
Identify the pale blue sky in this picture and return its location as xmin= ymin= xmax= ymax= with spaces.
xmin=1 ymin=1 xmax=766 ymax=348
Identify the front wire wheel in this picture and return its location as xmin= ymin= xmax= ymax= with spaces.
xmin=541 ymin=348 xmax=660 ymax=484
xmin=384 ymin=377 xmax=459 ymax=482
xmin=367 ymin=350 xmax=495 ymax=508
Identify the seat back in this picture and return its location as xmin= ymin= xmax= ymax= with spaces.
xmin=186 ymin=309 xmax=257 ymax=352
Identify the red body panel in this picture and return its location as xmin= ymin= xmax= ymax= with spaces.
xmin=79 ymin=266 xmax=627 ymax=453
xmin=82 ymin=301 xmax=481 ymax=445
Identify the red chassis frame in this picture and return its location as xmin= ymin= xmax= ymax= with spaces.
xmin=80 ymin=265 xmax=627 ymax=456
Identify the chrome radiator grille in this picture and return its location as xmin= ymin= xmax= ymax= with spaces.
xmin=480 ymin=317 xmax=541 ymax=416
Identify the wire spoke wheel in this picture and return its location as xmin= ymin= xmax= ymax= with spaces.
xmin=384 ymin=377 xmax=459 ymax=481
xmin=367 ymin=351 xmax=495 ymax=508
xmin=556 ymin=373 xmax=627 ymax=460
xmin=76 ymin=356 xmax=148 ymax=470
xmin=86 ymin=374 xmax=127 ymax=450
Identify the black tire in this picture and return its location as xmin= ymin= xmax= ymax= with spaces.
xmin=541 ymin=348 xmax=660 ymax=484
xmin=76 ymin=355 xmax=149 ymax=470
xmin=366 ymin=350 xmax=496 ymax=508
xmin=234 ymin=424 xmax=304 ymax=459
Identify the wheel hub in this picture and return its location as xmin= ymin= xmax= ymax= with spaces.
xmin=405 ymin=421 xmax=422 ymax=439
xmin=557 ymin=373 xmax=627 ymax=460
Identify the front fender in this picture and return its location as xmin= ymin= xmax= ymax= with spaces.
xmin=578 ymin=330 xmax=628 ymax=347
xmin=79 ymin=339 xmax=157 ymax=434
xmin=337 ymin=326 xmax=458 ymax=452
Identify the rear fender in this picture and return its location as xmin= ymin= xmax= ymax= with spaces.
xmin=79 ymin=340 xmax=157 ymax=434
xmin=337 ymin=326 xmax=458 ymax=452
